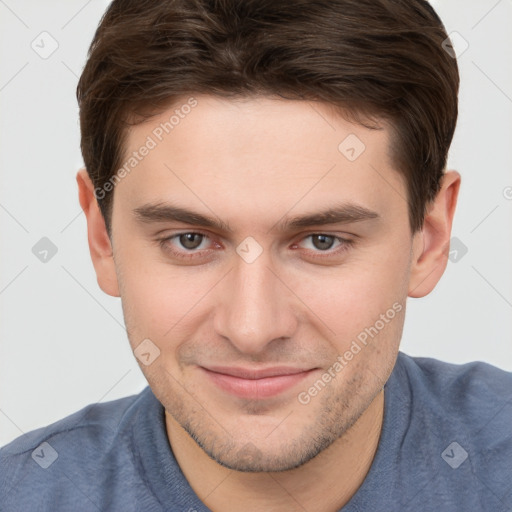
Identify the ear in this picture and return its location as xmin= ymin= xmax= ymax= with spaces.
xmin=76 ymin=168 xmax=120 ymax=297
xmin=408 ymin=170 xmax=461 ymax=298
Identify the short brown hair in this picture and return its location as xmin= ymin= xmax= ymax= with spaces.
xmin=77 ymin=0 xmax=459 ymax=234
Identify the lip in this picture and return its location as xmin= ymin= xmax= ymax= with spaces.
xmin=200 ymin=366 xmax=317 ymax=399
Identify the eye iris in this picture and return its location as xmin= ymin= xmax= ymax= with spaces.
xmin=180 ymin=233 xmax=203 ymax=249
xmin=313 ymin=234 xmax=334 ymax=251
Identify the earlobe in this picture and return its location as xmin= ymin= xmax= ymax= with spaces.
xmin=76 ymin=168 xmax=120 ymax=297
xmin=408 ymin=170 xmax=461 ymax=298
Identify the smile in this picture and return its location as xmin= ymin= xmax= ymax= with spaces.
xmin=199 ymin=366 xmax=318 ymax=399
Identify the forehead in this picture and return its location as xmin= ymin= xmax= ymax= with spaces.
xmin=117 ymin=95 xmax=405 ymax=227
xmin=127 ymin=94 xmax=390 ymax=163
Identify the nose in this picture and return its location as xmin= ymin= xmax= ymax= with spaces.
xmin=213 ymin=249 xmax=298 ymax=356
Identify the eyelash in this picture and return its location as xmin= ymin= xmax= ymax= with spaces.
xmin=156 ymin=231 xmax=355 ymax=261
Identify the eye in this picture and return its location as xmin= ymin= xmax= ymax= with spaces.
xmin=176 ymin=232 xmax=207 ymax=250
xmin=157 ymin=231 xmax=215 ymax=259
xmin=304 ymin=234 xmax=337 ymax=251
xmin=156 ymin=231 xmax=354 ymax=263
xmin=296 ymin=234 xmax=353 ymax=254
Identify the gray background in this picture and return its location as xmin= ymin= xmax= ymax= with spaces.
xmin=1 ymin=0 xmax=511 ymax=446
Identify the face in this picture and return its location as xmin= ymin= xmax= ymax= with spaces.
xmin=109 ymin=95 xmax=414 ymax=471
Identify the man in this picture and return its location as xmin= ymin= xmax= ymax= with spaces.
xmin=1 ymin=0 xmax=511 ymax=510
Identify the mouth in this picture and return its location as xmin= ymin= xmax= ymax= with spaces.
xmin=199 ymin=365 xmax=318 ymax=399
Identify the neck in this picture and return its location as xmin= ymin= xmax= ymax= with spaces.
xmin=165 ymin=389 xmax=384 ymax=512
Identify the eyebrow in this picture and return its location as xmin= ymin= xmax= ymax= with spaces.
xmin=133 ymin=202 xmax=379 ymax=233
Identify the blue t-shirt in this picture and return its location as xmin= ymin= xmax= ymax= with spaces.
xmin=1 ymin=352 xmax=511 ymax=511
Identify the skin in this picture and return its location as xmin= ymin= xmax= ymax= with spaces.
xmin=77 ymin=95 xmax=460 ymax=511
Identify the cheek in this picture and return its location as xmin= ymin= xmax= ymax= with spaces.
xmin=123 ymin=279 xmax=184 ymax=338
xmin=289 ymin=242 xmax=410 ymax=358
xmin=116 ymin=246 xmax=220 ymax=346
xmin=115 ymin=248 xmax=179 ymax=339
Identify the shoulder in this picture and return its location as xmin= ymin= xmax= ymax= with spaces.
xmin=1 ymin=389 xmax=146 ymax=457
xmin=392 ymin=352 xmax=512 ymax=507
xmin=396 ymin=351 xmax=512 ymax=421
xmin=0 ymin=387 xmax=154 ymax=510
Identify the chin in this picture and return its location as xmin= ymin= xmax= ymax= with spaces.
xmin=186 ymin=422 xmax=338 ymax=473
